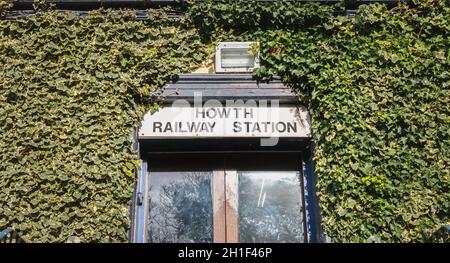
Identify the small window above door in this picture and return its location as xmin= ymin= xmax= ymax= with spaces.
xmin=215 ymin=42 xmax=260 ymax=73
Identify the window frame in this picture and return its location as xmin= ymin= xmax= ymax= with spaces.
xmin=133 ymin=152 xmax=314 ymax=243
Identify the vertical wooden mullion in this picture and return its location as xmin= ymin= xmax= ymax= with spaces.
xmin=213 ymin=170 xmax=226 ymax=243
xmin=225 ymin=170 xmax=239 ymax=243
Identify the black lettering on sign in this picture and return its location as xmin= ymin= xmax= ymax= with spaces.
xmin=187 ymin=122 xmax=202 ymax=133
xmin=153 ymin=122 xmax=162 ymax=132
xmin=276 ymin=122 xmax=286 ymax=132
xmin=155 ymin=122 xmax=217 ymax=133
xmin=235 ymin=121 xmax=299 ymax=134
xmin=196 ymin=108 xmax=233 ymax=119
xmin=206 ymin=108 xmax=216 ymax=118
xmin=208 ymin=122 xmax=216 ymax=131
xmin=287 ymin=122 xmax=297 ymax=133
xmin=217 ymin=108 xmax=231 ymax=118
xmin=252 ymin=122 xmax=261 ymax=133
xmin=163 ymin=122 xmax=173 ymax=133
xmin=244 ymin=108 xmax=253 ymax=118
xmin=178 ymin=122 xmax=186 ymax=132
xmin=196 ymin=108 xmax=206 ymax=118
xmin=233 ymin=108 xmax=242 ymax=118
xmin=233 ymin=122 xmax=241 ymax=132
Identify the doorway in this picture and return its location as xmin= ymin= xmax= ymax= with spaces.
xmin=142 ymin=152 xmax=307 ymax=243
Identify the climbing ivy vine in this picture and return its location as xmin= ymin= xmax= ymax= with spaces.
xmin=186 ymin=0 xmax=450 ymax=242
xmin=0 ymin=0 xmax=449 ymax=242
xmin=0 ymin=1 xmax=209 ymax=242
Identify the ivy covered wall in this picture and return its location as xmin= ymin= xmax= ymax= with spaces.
xmin=0 ymin=0 xmax=449 ymax=242
xmin=187 ymin=0 xmax=450 ymax=242
xmin=0 ymin=1 xmax=209 ymax=242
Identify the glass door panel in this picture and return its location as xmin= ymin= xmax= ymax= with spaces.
xmin=142 ymin=152 xmax=306 ymax=243
xmin=147 ymin=171 xmax=213 ymax=243
xmin=237 ymin=171 xmax=305 ymax=243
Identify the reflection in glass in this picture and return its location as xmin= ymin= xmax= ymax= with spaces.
xmin=148 ymin=171 xmax=213 ymax=243
xmin=238 ymin=171 xmax=305 ymax=243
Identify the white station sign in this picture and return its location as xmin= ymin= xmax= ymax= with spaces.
xmin=139 ymin=106 xmax=311 ymax=138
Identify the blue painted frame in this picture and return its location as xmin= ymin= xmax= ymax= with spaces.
xmin=133 ymin=160 xmax=148 ymax=243
xmin=302 ymin=144 xmax=324 ymax=243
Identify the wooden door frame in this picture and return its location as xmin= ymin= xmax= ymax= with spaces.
xmin=224 ymin=170 xmax=239 ymax=243
xmin=212 ymin=170 xmax=226 ymax=243
xmin=207 ymin=169 xmax=240 ymax=243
